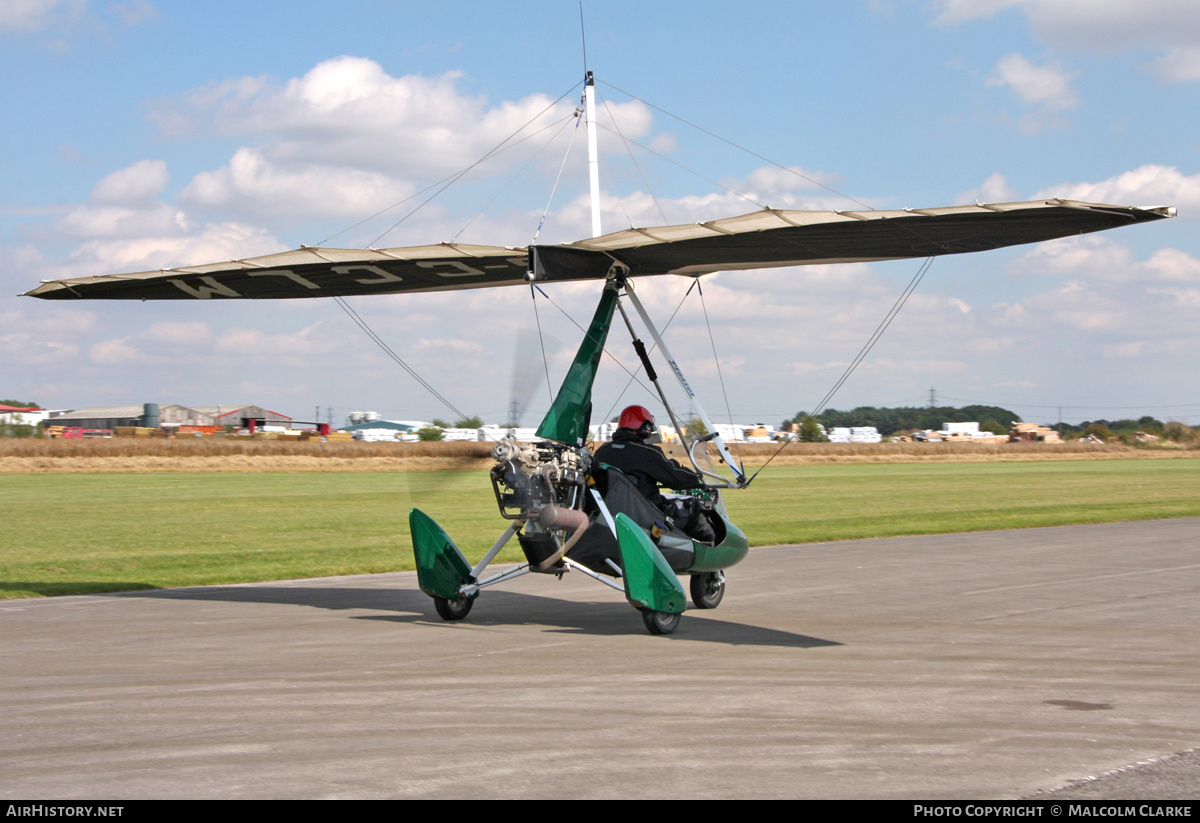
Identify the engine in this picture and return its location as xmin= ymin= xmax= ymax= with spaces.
xmin=489 ymin=437 xmax=590 ymax=520
xmin=488 ymin=437 xmax=593 ymax=572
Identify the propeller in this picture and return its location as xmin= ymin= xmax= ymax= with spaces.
xmin=503 ymin=327 xmax=559 ymax=430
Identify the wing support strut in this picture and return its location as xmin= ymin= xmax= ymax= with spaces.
xmin=621 ymin=281 xmax=747 ymax=487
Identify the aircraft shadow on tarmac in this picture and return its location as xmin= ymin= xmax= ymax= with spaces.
xmin=4 ymin=581 xmax=162 ymax=597
xmin=117 ymin=582 xmax=427 ymax=612
xmin=119 ymin=584 xmax=839 ymax=649
xmin=362 ymin=589 xmax=843 ymax=648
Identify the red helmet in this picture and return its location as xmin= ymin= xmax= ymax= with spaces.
xmin=618 ymin=405 xmax=657 ymax=439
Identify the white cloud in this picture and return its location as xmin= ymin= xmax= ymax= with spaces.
xmin=957 ymin=172 xmax=1019 ymax=205
xmin=55 ymin=201 xmax=189 ymax=239
xmin=141 ymin=321 xmax=212 ymax=345
xmin=1101 ymin=340 xmax=1146 ymax=358
xmin=1155 ymin=47 xmax=1200 ymax=83
xmin=83 ymin=319 xmax=345 ymax=372
xmin=1012 ymin=0 xmax=1200 ymax=53
xmin=1 ymin=331 xmax=81 ymax=366
xmin=414 ymin=337 xmax=486 ymax=356
xmin=1012 ymin=235 xmax=1131 ymax=278
xmin=1 ymin=0 xmax=157 ymax=37
xmin=88 ymin=336 xmax=147 ymax=365
xmin=1149 ymin=286 xmax=1200 ymax=309
xmin=932 ymin=0 xmax=1023 ymax=26
xmin=107 ymin=0 xmax=158 ymax=27
xmin=1032 ymin=164 xmax=1200 ymax=211
xmin=151 ymin=57 xmax=656 ymax=225
xmin=933 ymin=0 xmax=1200 ymax=48
xmin=730 ymin=165 xmax=844 ymax=198
xmin=90 ymin=159 xmax=169 ymax=204
xmin=53 ymin=220 xmax=285 ymax=278
xmin=0 ymin=0 xmax=77 ymax=31
xmin=179 ymin=147 xmax=411 ymax=219
xmin=986 ymin=273 xmax=1200 ymax=364
xmin=211 ymin=323 xmax=330 ymax=359
xmin=157 ymin=57 xmax=652 ymax=177
xmin=0 ymin=305 xmax=99 ymax=335
xmin=1139 ymin=248 xmax=1200 ymax=282
xmin=987 ymin=53 xmax=1079 ymax=109
xmin=933 ymin=0 xmax=1200 ymax=82
xmin=1013 ymin=235 xmax=1200 ymax=283
xmin=1027 ymin=280 xmax=1126 ymax=331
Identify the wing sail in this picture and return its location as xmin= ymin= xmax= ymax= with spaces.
xmin=22 ymin=200 xmax=1174 ymax=300
xmin=535 ymin=199 xmax=1176 ymax=278
xmin=23 ymin=244 xmax=531 ymax=300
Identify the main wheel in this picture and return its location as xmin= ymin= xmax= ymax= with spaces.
xmin=433 ymin=594 xmax=474 ymax=621
xmin=641 ymin=609 xmax=681 ymax=635
xmin=689 ymin=571 xmax=725 ymax=609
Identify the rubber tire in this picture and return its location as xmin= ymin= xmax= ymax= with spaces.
xmin=641 ymin=609 xmax=681 ymax=635
xmin=689 ymin=571 xmax=725 ymax=609
xmin=433 ymin=595 xmax=474 ymax=621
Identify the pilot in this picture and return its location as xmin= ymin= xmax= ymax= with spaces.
xmin=594 ymin=405 xmax=717 ymax=543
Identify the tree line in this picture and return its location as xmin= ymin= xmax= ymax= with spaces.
xmin=785 ymin=405 xmax=1021 ymax=438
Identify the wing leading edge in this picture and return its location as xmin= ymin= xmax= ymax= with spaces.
xmin=23 ymin=200 xmax=1174 ymax=301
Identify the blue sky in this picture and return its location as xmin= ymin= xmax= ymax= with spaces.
xmin=4 ymin=0 xmax=1199 ymax=427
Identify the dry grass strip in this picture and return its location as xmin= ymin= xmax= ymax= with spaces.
xmin=0 ymin=438 xmax=1195 ymax=474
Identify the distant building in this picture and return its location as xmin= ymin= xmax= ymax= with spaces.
xmin=828 ymin=426 xmax=881 ymax=443
xmin=50 ymin=404 xmax=294 ymax=431
xmin=340 ymin=420 xmax=429 ymax=441
xmin=190 ymin=405 xmax=293 ymax=430
xmin=0 ymin=405 xmax=50 ymax=427
xmin=49 ymin=405 xmax=149 ymax=430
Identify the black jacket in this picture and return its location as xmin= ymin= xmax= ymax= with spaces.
xmin=593 ymin=428 xmax=703 ymax=508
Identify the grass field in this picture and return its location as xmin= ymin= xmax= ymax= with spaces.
xmin=2 ymin=457 xmax=1198 ymax=599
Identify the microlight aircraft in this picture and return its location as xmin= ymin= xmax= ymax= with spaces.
xmin=23 ymin=74 xmax=1175 ymax=633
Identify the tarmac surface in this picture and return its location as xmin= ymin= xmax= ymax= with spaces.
xmin=2 ymin=517 xmax=1198 ymax=799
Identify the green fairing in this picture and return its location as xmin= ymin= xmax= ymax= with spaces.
xmin=615 ymin=513 xmax=687 ymax=615
xmin=690 ymin=513 xmax=750 ymax=572
xmin=409 ymin=508 xmax=473 ymax=600
xmin=535 ymin=284 xmax=618 ymax=444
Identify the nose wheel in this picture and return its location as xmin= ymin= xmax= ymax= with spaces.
xmin=689 ymin=571 xmax=725 ymax=609
xmin=433 ymin=594 xmax=475 ymax=621
xmin=641 ymin=609 xmax=681 ymax=635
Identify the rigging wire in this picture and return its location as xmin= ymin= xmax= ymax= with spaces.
xmin=529 ymin=284 xmax=556 ymax=407
xmin=323 ymin=71 xmax=949 ymax=454
xmin=584 ymin=81 xmax=990 ymax=472
xmin=355 ymin=81 xmax=582 ymax=248
xmin=696 ymin=278 xmax=741 ymax=466
xmin=319 ymin=170 xmax=476 ymax=248
xmin=578 ymin=1 xmax=588 ymax=77
xmin=319 ymin=85 xmax=578 ymax=247
xmin=531 ymin=284 xmax=657 ymax=401
xmin=333 ymin=296 xmax=470 ymax=424
xmin=532 ymin=109 xmax=585 ymax=244
xmin=596 ymin=88 xmax=669 ymax=226
xmin=452 ymin=111 xmax=577 ymax=243
xmin=595 ymin=123 xmax=766 ymax=211
xmin=600 ymin=79 xmax=875 ymax=212
xmin=599 ymin=279 xmax=699 ymax=426
xmin=747 ymin=256 xmax=937 ymax=484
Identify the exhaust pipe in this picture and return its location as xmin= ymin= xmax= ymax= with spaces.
xmin=534 ymin=506 xmax=590 ymax=571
